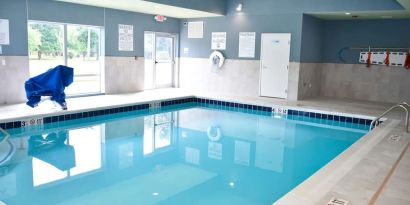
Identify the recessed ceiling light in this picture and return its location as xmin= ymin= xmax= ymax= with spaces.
xmin=345 ymin=12 xmax=351 ymax=15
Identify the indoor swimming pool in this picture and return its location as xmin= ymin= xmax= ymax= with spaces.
xmin=0 ymin=102 xmax=369 ymax=205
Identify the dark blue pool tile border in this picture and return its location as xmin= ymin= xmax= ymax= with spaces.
xmin=287 ymin=109 xmax=377 ymax=126
xmin=42 ymin=103 xmax=151 ymax=125
xmin=194 ymin=98 xmax=272 ymax=112
xmin=0 ymin=97 xmax=381 ymax=130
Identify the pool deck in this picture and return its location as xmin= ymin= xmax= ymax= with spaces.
xmin=0 ymin=88 xmax=409 ymax=205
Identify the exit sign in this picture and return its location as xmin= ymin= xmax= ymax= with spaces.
xmin=154 ymin=15 xmax=167 ymax=22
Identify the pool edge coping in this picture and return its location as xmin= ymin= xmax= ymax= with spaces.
xmin=273 ymin=118 xmax=409 ymax=205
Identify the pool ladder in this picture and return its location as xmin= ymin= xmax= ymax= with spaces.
xmin=0 ymin=127 xmax=12 ymax=166
xmin=0 ymin=127 xmax=10 ymax=144
xmin=369 ymin=102 xmax=410 ymax=133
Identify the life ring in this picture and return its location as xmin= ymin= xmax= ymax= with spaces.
xmin=207 ymin=126 xmax=222 ymax=142
xmin=209 ymin=51 xmax=225 ymax=69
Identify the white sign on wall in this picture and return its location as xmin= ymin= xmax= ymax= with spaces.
xmin=118 ymin=24 xmax=133 ymax=51
xmin=0 ymin=19 xmax=10 ymax=45
xmin=188 ymin=21 xmax=203 ymax=39
xmin=211 ymin=32 xmax=226 ymax=50
xmin=238 ymin=32 xmax=256 ymax=58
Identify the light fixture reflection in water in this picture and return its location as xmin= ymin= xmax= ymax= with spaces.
xmin=236 ymin=3 xmax=243 ymax=12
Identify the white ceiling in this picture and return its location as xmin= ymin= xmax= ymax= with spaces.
xmin=310 ymin=0 xmax=410 ymax=20
xmin=56 ymin=0 xmax=222 ymax=19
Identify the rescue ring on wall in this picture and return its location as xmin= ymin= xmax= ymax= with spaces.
xmin=207 ymin=126 xmax=222 ymax=142
xmin=209 ymin=51 xmax=225 ymax=69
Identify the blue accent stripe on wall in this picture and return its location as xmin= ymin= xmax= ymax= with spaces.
xmin=322 ymin=19 xmax=410 ymax=64
xmin=300 ymin=14 xmax=323 ymax=63
xmin=1 ymin=0 xmax=181 ymax=57
xmin=180 ymin=14 xmax=304 ymax=61
xmin=0 ymin=0 xmax=28 ymax=56
xmin=28 ymin=0 xmax=106 ymax=26
xmin=104 ymin=9 xmax=180 ymax=57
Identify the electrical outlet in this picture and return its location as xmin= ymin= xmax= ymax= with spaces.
xmin=1 ymin=59 xmax=6 ymax=66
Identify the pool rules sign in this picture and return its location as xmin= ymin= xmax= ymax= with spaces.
xmin=212 ymin=32 xmax=226 ymax=50
xmin=118 ymin=24 xmax=133 ymax=51
xmin=0 ymin=19 xmax=10 ymax=45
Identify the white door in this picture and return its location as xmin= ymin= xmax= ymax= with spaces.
xmin=144 ymin=32 xmax=176 ymax=89
xmin=259 ymin=33 xmax=291 ymax=98
xmin=154 ymin=33 xmax=175 ymax=88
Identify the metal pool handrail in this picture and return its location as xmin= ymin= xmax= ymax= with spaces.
xmin=0 ymin=127 xmax=10 ymax=144
xmin=0 ymin=127 xmax=14 ymax=166
xmin=369 ymin=102 xmax=409 ymax=133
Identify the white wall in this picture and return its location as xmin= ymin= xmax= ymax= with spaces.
xmin=0 ymin=56 xmax=30 ymax=104
xmin=0 ymin=56 xmax=146 ymax=106
xmin=179 ymin=57 xmax=301 ymax=101
xmin=105 ymin=57 xmax=145 ymax=94
xmin=320 ymin=63 xmax=410 ymax=103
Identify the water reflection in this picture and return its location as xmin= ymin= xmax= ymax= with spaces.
xmin=31 ymin=125 xmax=103 ymax=187
xmin=143 ymin=113 xmax=174 ymax=156
xmin=0 ymin=108 xmax=365 ymax=205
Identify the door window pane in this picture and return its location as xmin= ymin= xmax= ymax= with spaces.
xmin=155 ymin=37 xmax=173 ymax=62
xmin=155 ymin=36 xmax=173 ymax=86
xmin=28 ymin=22 xmax=64 ymax=77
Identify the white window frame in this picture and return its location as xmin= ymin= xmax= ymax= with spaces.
xmin=27 ymin=20 xmax=105 ymax=96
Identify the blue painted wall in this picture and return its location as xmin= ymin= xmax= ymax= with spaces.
xmin=28 ymin=0 xmax=105 ymax=26
xmin=145 ymin=0 xmax=227 ymax=15
xmin=104 ymin=9 xmax=180 ymax=57
xmin=179 ymin=0 xmax=406 ymax=62
xmin=300 ymin=15 xmax=323 ymax=63
xmin=2 ymin=0 xmax=410 ymax=64
xmin=1 ymin=0 xmax=180 ymax=57
xmin=180 ymin=14 xmax=304 ymax=61
xmin=322 ymin=19 xmax=410 ymax=64
xmin=0 ymin=0 xmax=28 ymax=56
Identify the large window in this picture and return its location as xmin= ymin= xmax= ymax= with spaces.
xmin=28 ymin=21 xmax=104 ymax=95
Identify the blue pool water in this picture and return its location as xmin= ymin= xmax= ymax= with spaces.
xmin=0 ymin=104 xmax=368 ymax=205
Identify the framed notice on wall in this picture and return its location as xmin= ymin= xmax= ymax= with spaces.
xmin=212 ymin=32 xmax=226 ymax=50
xmin=238 ymin=32 xmax=256 ymax=58
xmin=188 ymin=21 xmax=204 ymax=39
xmin=118 ymin=24 xmax=133 ymax=51
xmin=0 ymin=19 xmax=10 ymax=45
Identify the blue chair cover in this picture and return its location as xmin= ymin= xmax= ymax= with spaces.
xmin=25 ymin=65 xmax=74 ymax=108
